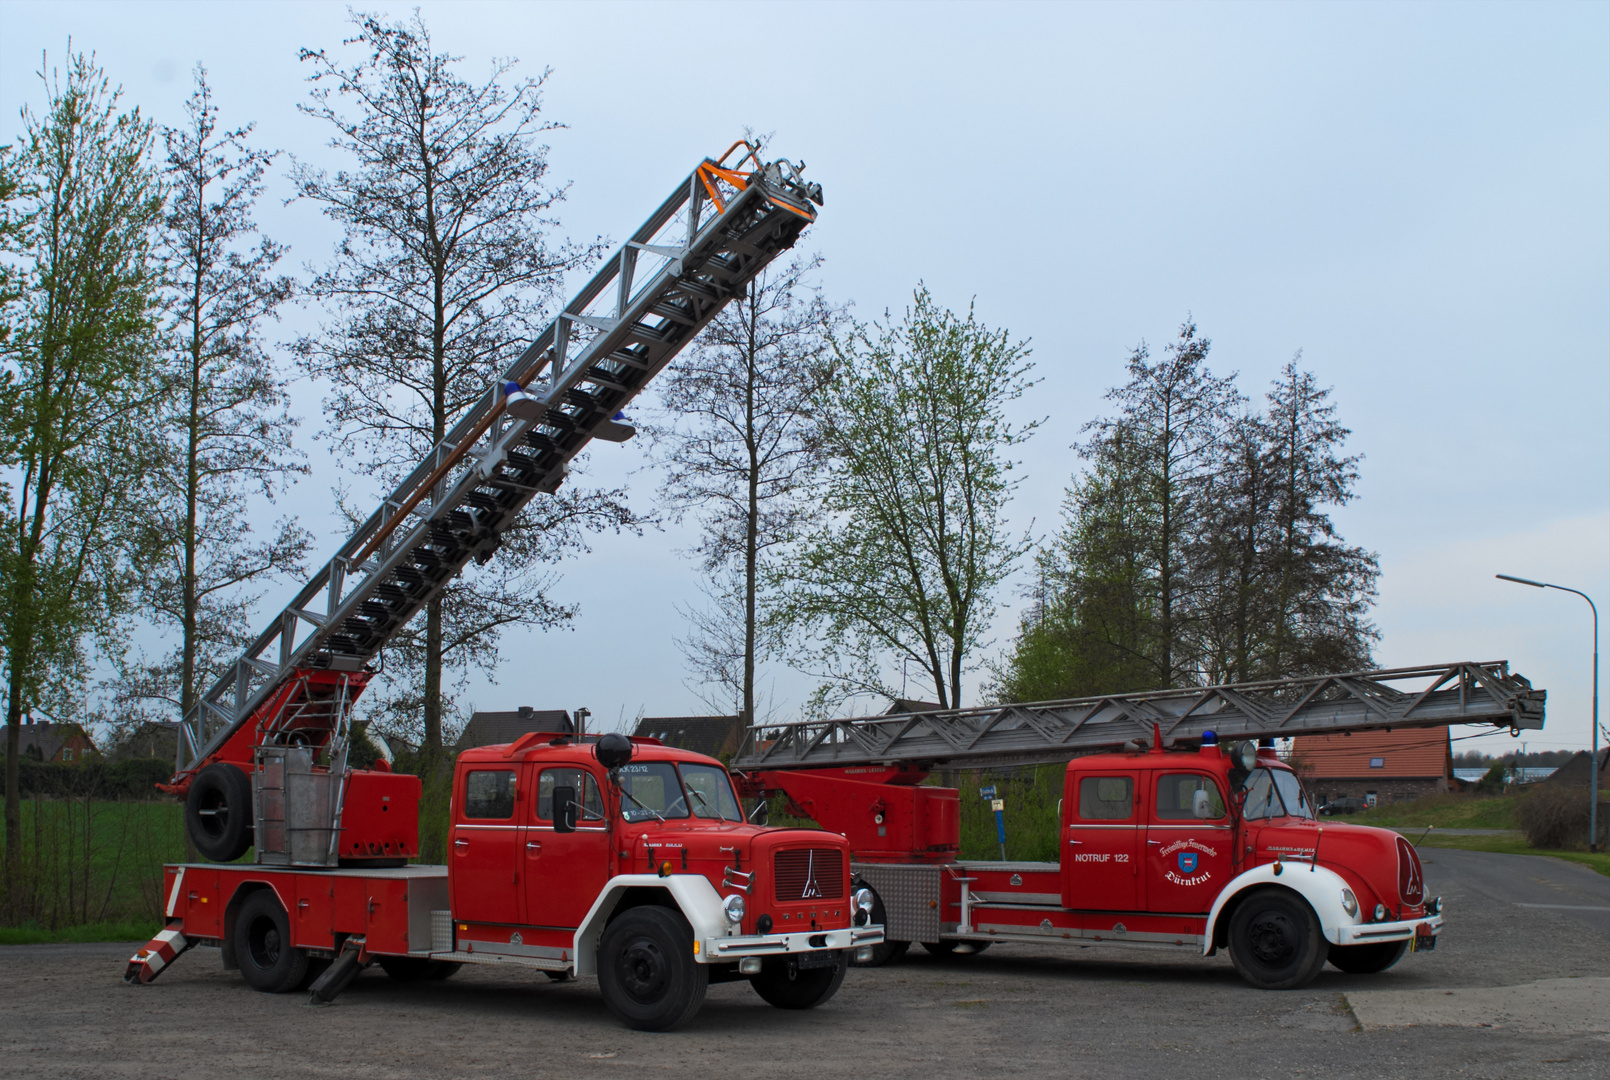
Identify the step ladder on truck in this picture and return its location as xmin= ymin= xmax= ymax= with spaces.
xmin=732 ymin=662 xmax=1546 ymax=990
xmin=126 ymin=142 xmax=885 ymax=1033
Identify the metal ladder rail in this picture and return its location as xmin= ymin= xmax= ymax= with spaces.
xmin=177 ymin=148 xmax=820 ymax=774
xmin=732 ymin=661 xmax=1546 ymax=773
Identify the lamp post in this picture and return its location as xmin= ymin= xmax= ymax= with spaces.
xmin=1497 ymin=574 xmax=1600 ymax=851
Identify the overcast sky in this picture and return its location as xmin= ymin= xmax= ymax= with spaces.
xmin=3 ymin=1 xmax=1606 ymax=756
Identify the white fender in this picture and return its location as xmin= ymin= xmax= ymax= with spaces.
xmin=1202 ymin=862 xmax=1359 ymax=956
xmin=572 ymin=874 xmax=728 ymax=977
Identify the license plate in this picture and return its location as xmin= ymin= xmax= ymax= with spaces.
xmin=796 ymin=949 xmax=840 ymax=970
xmin=1411 ymin=930 xmax=1437 ymax=953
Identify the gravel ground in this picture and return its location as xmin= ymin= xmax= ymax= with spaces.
xmin=3 ymin=848 xmax=1606 ymax=1080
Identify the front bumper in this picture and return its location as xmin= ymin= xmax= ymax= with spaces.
xmin=1333 ymin=912 xmax=1443 ymax=947
xmin=703 ymin=923 xmax=884 ymax=963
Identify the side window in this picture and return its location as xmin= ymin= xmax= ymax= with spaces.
xmin=536 ymin=768 xmax=605 ymax=824
xmin=1155 ymin=773 xmax=1226 ymax=821
xmin=463 ymin=770 xmax=517 ymax=819
xmin=1077 ymin=776 xmax=1134 ymax=821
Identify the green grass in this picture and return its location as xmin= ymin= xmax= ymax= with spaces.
xmin=1407 ymin=832 xmax=1610 ymax=878
xmin=0 ymin=919 xmax=162 ymax=945
xmin=1352 ymin=793 xmax=1521 ymax=830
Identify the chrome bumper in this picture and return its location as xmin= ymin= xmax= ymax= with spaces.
xmin=704 ymin=923 xmax=884 ymax=962
xmin=1335 ymin=912 xmax=1443 ymax=946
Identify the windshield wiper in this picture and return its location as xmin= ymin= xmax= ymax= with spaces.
xmin=618 ymin=786 xmax=666 ymax=823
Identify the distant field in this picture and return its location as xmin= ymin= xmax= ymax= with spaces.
xmin=1352 ymin=793 xmax=1521 ymax=830
xmin=5 ymin=799 xmax=187 ymax=933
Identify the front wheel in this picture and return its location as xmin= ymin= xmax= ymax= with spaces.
xmin=234 ymin=890 xmax=309 ymax=993
xmin=1227 ymin=888 xmax=1328 ymax=990
xmin=1328 ymin=939 xmax=1408 ymax=974
xmin=748 ymin=953 xmax=848 ymax=1010
xmin=597 ymin=907 xmax=708 ymax=1032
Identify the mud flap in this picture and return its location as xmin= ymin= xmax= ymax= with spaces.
xmin=125 ymin=921 xmax=192 ymax=985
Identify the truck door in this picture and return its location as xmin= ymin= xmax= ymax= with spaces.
xmin=450 ymin=766 xmax=521 ymax=925
xmin=1145 ymin=772 xmax=1232 ymax=914
xmin=1062 ymin=770 xmax=1141 ymax=911
xmin=523 ymin=766 xmax=610 ymax=929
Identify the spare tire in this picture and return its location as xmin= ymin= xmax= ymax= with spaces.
xmin=185 ymin=763 xmax=254 ymax=862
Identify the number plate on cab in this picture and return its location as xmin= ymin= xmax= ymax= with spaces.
xmin=1410 ymin=924 xmax=1437 ymax=952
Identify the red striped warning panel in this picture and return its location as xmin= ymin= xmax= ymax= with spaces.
xmin=125 ymin=921 xmax=191 ymax=985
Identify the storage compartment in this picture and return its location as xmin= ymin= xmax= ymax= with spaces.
xmin=338 ymin=770 xmax=421 ymax=863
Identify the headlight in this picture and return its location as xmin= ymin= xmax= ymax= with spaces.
xmin=1428 ymin=896 xmax=1442 ymax=915
xmin=1340 ymin=888 xmax=1358 ymax=918
xmin=1373 ymin=903 xmax=1387 ymax=922
xmin=722 ymin=893 xmax=746 ymax=924
xmin=854 ymin=888 xmax=875 ymax=915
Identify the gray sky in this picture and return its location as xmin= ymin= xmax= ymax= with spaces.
xmin=3 ymin=1 xmax=1606 ymax=756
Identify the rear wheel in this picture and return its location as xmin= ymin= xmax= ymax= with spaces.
xmin=597 ymin=906 xmax=708 ymax=1032
xmin=921 ymin=940 xmax=992 ymax=957
xmin=1328 ymin=939 xmax=1408 ymax=974
xmin=850 ymin=882 xmax=909 ymax=967
xmin=748 ymin=952 xmax=848 ymax=1010
xmin=1227 ymin=888 xmax=1328 ymax=990
xmin=234 ymin=890 xmax=309 ymax=993
xmin=186 ymin=763 xmax=254 ymax=863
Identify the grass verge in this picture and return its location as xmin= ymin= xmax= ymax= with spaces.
xmin=0 ymin=919 xmax=161 ymax=945
xmin=1405 ymin=831 xmax=1610 ymax=878
xmin=1354 ymin=793 xmax=1520 ymax=830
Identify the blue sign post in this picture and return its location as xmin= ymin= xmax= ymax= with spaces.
xmin=980 ymin=786 xmax=1006 ymax=860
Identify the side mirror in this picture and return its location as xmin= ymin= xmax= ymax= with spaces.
xmin=553 ymin=785 xmax=578 ymax=833
xmin=748 ymin=799 xmax=769 ymax=826
xmin=1193 ymin=789 xmax=1213 ymax=819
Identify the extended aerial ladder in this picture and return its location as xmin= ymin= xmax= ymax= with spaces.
xmin=732 ymin=662 xmax=1546 ymax=861
xmin=164 ymin=142 xmax=824 ymax=860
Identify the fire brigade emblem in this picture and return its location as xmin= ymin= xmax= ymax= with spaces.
xmin=1177 ymin=852 xmax=1199 ymax=874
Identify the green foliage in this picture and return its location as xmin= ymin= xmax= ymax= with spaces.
xmin=777 ymin=284 xmax=1038 ymax=711
xmin=0 ymin=758 xmax=170 ymax=800
xmin=1354 ymin=792 xmax=1520 ymax=830
xmin=1518 ymin=785 xmax=1607 ymax=850
xmin=995 ymin=327 xmax=1377 ymax=704
xmin=4 ymin=800 xmax=186 ymax=928
xmin=0 ymin=917 xmax=160 ymax=944
xmin=956 ymin=765 xmax=1065 ymax=862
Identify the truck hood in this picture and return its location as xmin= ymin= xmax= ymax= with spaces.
xmin=1254 ymin=819 xmax=1424 ymax=916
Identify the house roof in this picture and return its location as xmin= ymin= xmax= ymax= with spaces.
xmin=886 ymin=699 xmax=944 ymax=715
xmin=1543 ymin=748 xmax=1610 ymax=787
xmin=1290 ymin=726 xmax=1451 ymax=780
xmin=13 ymin=721 xmax=96 ymax=761
xmin=632 ymin=715 xmax=742 ymax=759
xmin=454 ymin=708 xmax=573 ymax=752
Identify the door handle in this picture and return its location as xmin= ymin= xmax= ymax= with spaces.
xmin=1067 ymin=839 xmax=1082 ymax=845
xmin=1147 ymin=840 xmax=1161 ymax=845
xmin=526 ymin=841 xmax=542 ymax=853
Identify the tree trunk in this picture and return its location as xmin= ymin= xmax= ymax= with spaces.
xmin=423 ymin=597 xmax=444 ymax=765
xmin=742 ymin=289 xmax=759 ymax=731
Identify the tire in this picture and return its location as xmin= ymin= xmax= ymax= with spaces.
xmin=544 ymin=969 xmax=573 ymax=982
xmin=186 ymin=763 xmax=254 ymax=863
xmin=850 ymin=883 xmax=909 ymax=967
xmin=1328 ymin=939 xmax=1408 ymax=975
xmin=921 ymin=940 xmax=992 ymax=957
xmin=234 ymin=890 xmax=309 ymax=993
xmin=376 ymin=957 xmax=462 ymax=982
xmin=748 ymin=952 xmax=848 ymax=1010
xmin=597 ymin=906 xmax=708 ymax=1032
xmin=1227 ymin=888 xmax=1328 ymax=990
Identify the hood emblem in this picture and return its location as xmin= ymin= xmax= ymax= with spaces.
xmin=802 ymin=849 xmax=822 ymax=899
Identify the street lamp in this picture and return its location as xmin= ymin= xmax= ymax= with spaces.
xmin=1497 ymin=574 xmax=1601 ymax=851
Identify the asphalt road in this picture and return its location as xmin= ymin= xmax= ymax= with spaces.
xmin=3 ymin=848 xmax=1606 ymax=1080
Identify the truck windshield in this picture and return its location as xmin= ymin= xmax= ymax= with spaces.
xmin=680 ymin=763 xmax=743 ymax=822
xmin=1242 ymin=768 xmax=1314 ymax=820
xmin=616 ymin=762 xmax=690 ymax=822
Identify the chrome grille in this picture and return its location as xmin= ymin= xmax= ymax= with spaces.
xmin=773 ymin=848 xmax=844 ymax=902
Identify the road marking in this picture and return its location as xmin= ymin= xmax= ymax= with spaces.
xmin=1514 ymin=903 xmax=1610 ymax=911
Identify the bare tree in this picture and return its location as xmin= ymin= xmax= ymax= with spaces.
xmin=644 ymin=256 xmax=840 ymax=726
xmin=1 ymin=51 xmax=164 ymax=893
xmin=777 ymin=285 xmax=1038 ymax=711
xmin=291 ymin=11 xmax=620 ymax=762
xmin=125 ymin=67 xmax=309 ymax=723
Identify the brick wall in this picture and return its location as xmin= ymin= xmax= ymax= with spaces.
xmin=1311 ymin=776 xmax=1452 ymax=806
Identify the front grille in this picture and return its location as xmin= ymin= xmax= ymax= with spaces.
xmin=773 ymin=848 xmax=844 ymax=902
xmin=1396 ymin=836 xmax=1424 ymax=904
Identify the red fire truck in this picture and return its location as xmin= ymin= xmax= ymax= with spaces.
xmin=735 ymin=662 xmax=1545 ymax=990
xmin=125 ymin=142 xmax=882 ymax=1032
